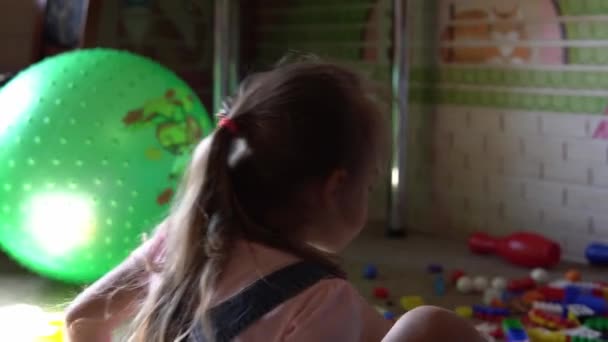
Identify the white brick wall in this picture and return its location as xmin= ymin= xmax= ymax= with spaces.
xmin=590 ymin=165 xmax=608 ymax=187
xmin=542 ymin=162 xmax=589 ymax=185
xmin=565 ymin=140 xmax=608 ymax=164
xmin=540 ymin=113 xmax=588 ymax=138
xmin=503 ymin=111 xmax=540 ymax=135
xmin=432 ymin=108 xmax=608 ymax=262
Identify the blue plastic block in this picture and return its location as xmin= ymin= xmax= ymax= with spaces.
xmin=363 ymin=264 xmax=378 ymax=279
xmin=427 ymin=263 xmax=443 ymax=274
xmin=505 ymin=328 xmax=528 ymax=342
xmin=383 ymin=311 xmax=396 ymax=320
xmin=572 ymin=295 xmax=607 ymax=315
xmin=433 ymin=274 xmax=446 ymax=296
xmin=565 ymin=286 xmax=582 ymax=304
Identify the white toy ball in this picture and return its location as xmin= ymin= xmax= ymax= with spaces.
xmin=483 ymin=288 xmax=501 ymax=305
xmin=456 ymin=276 xmax=473 ymax=293
xmin=530 ymin=268 xmax=549 ymax=284
xmin=473 ymin=276 xmax=489 ymax=292
xmin=491 ymin=277 xmax=507 ymax=290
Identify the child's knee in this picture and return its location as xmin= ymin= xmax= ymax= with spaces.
xmin=382 ymin=306 xmax=485 ymax=342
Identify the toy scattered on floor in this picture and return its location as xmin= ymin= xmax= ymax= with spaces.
xmin=363 ymin=264 xmax=378 ymax=279
xmin=473 ymin=276 xmax=489 ymax=292
xmin=427 ymin=264 xmax=446 ymax=296
xmin=373 ymin=287 xmax=390 ymax=299
xmin=491 ymin=276 xmax=507 ymax=291
xmin=383 ymin=311 xmax=396 ymax=321
xmin=566 ymin=269 xmax=583 ymax=282
xmin=508 ymin=277 xmax=536 ymax=292
xmin=586 ymin=243 xmax=608 ymax=266
xmin=476 ymin=322 xmax=503 ymax=340
xmin=530 ymin=268 xmax=549 ymax=284
xmin=457 ymin=275 xmax=474 ymax=293
xmin=483 ymin=288 xmax=503 ymax=305
xmin=0 ymin=48 xmax=213 ymax=284
xmin=455 ymin=305 xmax=473 ymax=318
xmin=528 ymin=308 xmax=579 ymax=330
xmin=450 ymin=269 xmax=466 ymax=284
xmin=502 ymin=318 xmax=528 ymax=342
xmin=400 ymin=296 xmax=425 ymax=311
xmin=360 ymin=259 xmax=606 ymax=341
xmin=473 ymin=305 xmax=510 ymax=322
xmin=468 ymin=231 xmax=561 ymax=268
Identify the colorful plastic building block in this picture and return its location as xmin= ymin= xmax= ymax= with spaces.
xmin=383 ymin=310 xmax=396 ymax=321
xmin=567 ymin=294 xmax=607 ymax=315
xmin=528 ymin=309 xmax=579 ymax=330
xmin=567 ymin=304 xmax=595 ymax=319
xmin=566 ymin=269 xmax=582 ymax=282
xmin=427 ymin=263 xmax=443 ymax=274
xmin=502 ymin=318 xmax=529 ymax=342
xmin=475 ymin=322 xmax=503 ymax=340
xmin=522 ymin=290 xmax=545 ymax=304
xmin=450 ymin=269 xmax=465 ymax=285
xmin=373 ymin=287 xmax=390 ymax=299
xmin=400 ymin=296 xmax=424 ymax=311
xmin=433 ymin=273 xmax=446 ymax=296
xmin=455 ymin=305 xmax=473 ymax=318
xmin=527 ymin=328 xmax=568 ymax=342
xmin=508 ymin=277 xmax=537 ymax=292
xmin=473 ymin=305 xmax=510 ymax=322
xmin=363 ymin=264 xmax=378 ymax=280
xmin=565 ymin=326 xmax=603 ymax=340
xmin=584 ymin=317 xmax=608 ymax=334
xmin=538 ymin=286 xmax=565 ymax=301
xmin=532 ymin=301 xmax=564 ymax=315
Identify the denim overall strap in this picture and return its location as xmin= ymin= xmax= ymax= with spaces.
xmin=192 ymin=261 xmax=338 ymax=342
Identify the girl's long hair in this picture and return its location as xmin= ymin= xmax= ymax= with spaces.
xmin=128 ymin=60 xmax=389 ymax=341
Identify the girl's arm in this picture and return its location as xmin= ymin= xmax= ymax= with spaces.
xmin=65 ymin=225 xmax=166 ymax=342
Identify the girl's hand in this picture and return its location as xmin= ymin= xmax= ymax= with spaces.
xmin=67 ymin=318 xmax=113 ymax=342
xmin=65 ymin=223 xmax=167 ymax=341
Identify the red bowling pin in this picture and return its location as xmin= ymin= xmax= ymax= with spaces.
xmin=469 ymin=231 xmax=561 ymax=268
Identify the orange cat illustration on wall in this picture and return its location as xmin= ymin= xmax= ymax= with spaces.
xmin=440 ymin=5 xmax=531 ymax=64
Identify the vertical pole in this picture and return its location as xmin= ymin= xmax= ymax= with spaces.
xmin=214 ymin=0 xmax=240 ymax=114
xmin=387 ymin=0 xmax=409 ymax=237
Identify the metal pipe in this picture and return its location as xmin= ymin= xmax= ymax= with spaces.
xmin=213 ymin=0 xmax=240 ymax=114
xmin=387 ymin=0 xmax=409 ymax=237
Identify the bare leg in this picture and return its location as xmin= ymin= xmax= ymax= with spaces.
xmin=382 ymin=306 xmax=486 ymax=342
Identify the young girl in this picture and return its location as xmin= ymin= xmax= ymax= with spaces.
xmin=66 ymin=61 xmax=484 ymax=342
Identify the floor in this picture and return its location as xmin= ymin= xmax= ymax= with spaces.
xmin=343 ymin=227 xmax=604 ymax=312
xmin=0 ymin=225 xmax=605 ymax=338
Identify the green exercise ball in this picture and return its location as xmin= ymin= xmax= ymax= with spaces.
xmin=0 ymin=48 xmax=213 ymax=284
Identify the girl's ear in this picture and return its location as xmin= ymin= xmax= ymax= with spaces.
xmin=322 ymin=169 xmax=348 ymax=207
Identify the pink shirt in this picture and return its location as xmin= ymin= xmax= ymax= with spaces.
xmin=146 ymin=234 xmax=391 ymax=341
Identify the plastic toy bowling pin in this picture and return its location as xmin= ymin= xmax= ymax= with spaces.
xmin=469 ymin=231 xmax=561 ymax=268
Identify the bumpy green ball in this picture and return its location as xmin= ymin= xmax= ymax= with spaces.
xmin=0 ymin=48 xmax=213 ymax=283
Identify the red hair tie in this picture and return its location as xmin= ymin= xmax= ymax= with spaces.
xmin=218 ymin=117 xmax=238 ymax=135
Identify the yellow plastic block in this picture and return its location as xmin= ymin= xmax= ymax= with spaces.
xmin=527 ymin=328 xmax=567 ymax=342
xmin=35 ymin=313 xmax=65 ymax=342
xmin=400 ymin=296 xmax=425 ymax=311
xmin=454 ymin=306 xmax=473 ymax=318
